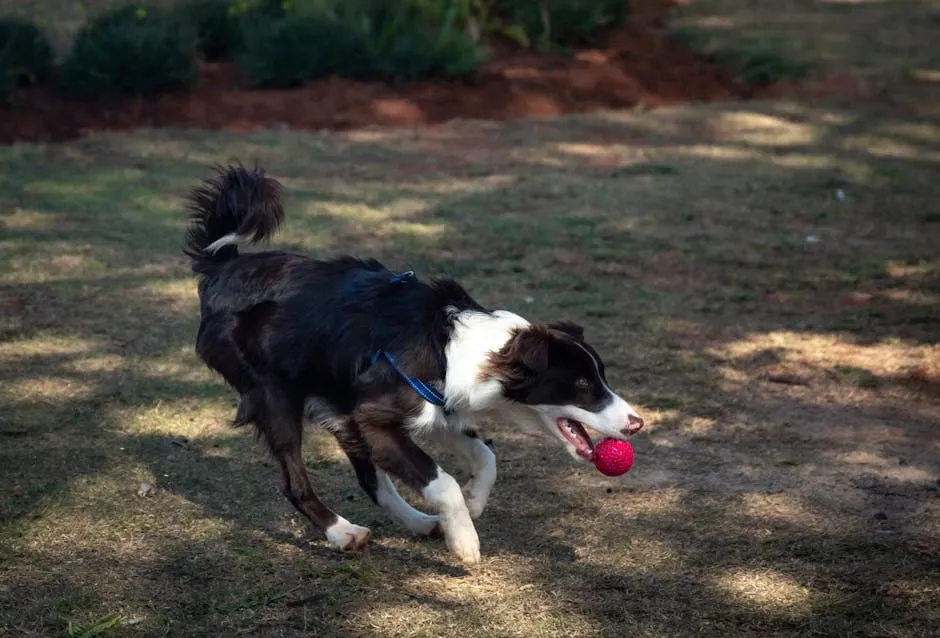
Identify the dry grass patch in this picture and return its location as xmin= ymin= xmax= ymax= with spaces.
xmin=671 ymin=0 xmax=940 ymax=83
xmin=1 ymin=95 xmax=939 ymax=636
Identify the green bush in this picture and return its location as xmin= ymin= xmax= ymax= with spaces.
xmin=234 ymin=0 xmax=626 ymax=87
xmin=0 ymin=19 xmax=54 ymax=98
xmin=240 ymin=13 xmax=376 ymax=87
xmin=376 ymin=17 xmax=490 ymax=81
xmin=177 ymin=0 xmax=246 ymax=61
xmin=58 ymin=5 xmax=199 ymax=99
xmin=495 ymin=0 xmax=629 ymax=47
xmin=239 ymin=2 xmax=490 ymax=86
xmin=364 ymin=1 xmax=491 ymax=80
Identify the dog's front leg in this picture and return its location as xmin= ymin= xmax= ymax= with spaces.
xmin=421 ymin=466 xmax=481 ymax=565
xmin=432 ymin=429 xmax=496 ymax=520
xmin=361 ymin=422 xmax=480 ymax=564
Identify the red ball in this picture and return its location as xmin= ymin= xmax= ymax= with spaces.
xmin=592 ymin=439 xmax=634 ymax=477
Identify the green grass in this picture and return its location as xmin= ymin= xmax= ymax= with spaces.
xmin=1 ymin=1 xmax=940 ymax=634
xmin=1 ymin=98 xmax=938 ymax=635
xmin=670 ymin=27 xmax=810 ymax=85
xmin=670 ymin=0 xmax=940 ymax=83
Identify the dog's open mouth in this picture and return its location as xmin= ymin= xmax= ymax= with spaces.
xmin=557 ymin=417 xmax=594 ymax=459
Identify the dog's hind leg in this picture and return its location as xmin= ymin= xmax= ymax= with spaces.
xmin=259 ymin=386 xmax=370 ymax=552
xmin=332 ymin=425 xmax=439 ymax=536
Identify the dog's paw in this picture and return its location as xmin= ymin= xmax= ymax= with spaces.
xmin=449 ymin=534 xmax=481 ymax=565
xmin=442 ymin=515 xmax=480 ymax=565
xmin=325 ymin=518 xmax=371 ymax=552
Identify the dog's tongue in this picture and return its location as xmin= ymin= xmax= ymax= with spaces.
xmin=559 ymin=418 xmax=594 ymax=459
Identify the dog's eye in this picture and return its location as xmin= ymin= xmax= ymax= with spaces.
xmin=575 ymin=377 xmax=591 ymax=391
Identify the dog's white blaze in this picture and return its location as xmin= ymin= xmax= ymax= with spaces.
xmin=422 ymin=467 xmax=480 ymax=564
xmin=376 ymin=471 xmax=439 ymax=535
xmin=523 ymin=341 xmax=641 ymax=460
xmin=443 ymin=309 xmax=530 ymax=412
xmin=204 ymin=232 xmax=246 ymax=253
xmin=572 ymin=340 xmax=641 ymax=432
xmin=324 ymin=516 xmax=370 ymax=550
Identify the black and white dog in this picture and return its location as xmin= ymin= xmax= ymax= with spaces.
xmin=184 ymin=165 xmax=644 ymax=564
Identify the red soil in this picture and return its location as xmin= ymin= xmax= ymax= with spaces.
xmin=0 ymin=1 xmax=757 ymax=145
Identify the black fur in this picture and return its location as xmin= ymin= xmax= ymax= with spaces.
xmin=185 ymin=165 xmax=486 ymax=541
xmin=184 ymin=164 xmax=641 ymax=555
xmin=184 ymin=164 xmax=285 ymax=274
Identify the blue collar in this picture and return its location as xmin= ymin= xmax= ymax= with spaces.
xmin=369 ymin=270 xmax=447 ymax=409
xmin=370 ymin=349 xmax=446 ymax=408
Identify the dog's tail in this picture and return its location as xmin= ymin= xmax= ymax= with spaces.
xmin=183 ymin=164 xmax=285 ymax=275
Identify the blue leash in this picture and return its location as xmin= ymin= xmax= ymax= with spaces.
xmin=388 ymin=270 xmax=415 ymax=285
xmin=370 ymin=350 xmax=446 ymax=408
xmin=369 ymin=270 xmax=447 ymax=409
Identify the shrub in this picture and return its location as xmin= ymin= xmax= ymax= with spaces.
xmin=0 ymin=19 xmax=54 ymax=99
xmin=250 ymin=0 xmax=339 ymax=18
xmin=177 ymin=0 xmax=246 ymax=61
xmin=362 ymin=1 xmax=491 ymax=80
xmin=58 ymin=5 xmax=199 ymax=99
xmin=239 ymin=2 xmax=490 ymax=86
xmin=240 ymin=13 xmax=376 ymax=87
xmin=495 ymin=0 xmax=629 ymax=47
xmin=376 ymin=18 xmax=491 ymax=82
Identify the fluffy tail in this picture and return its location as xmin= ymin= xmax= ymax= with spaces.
xmin=183 ymin=164 xmax=285 ymax=275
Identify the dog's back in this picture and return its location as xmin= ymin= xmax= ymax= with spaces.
xmin=184 ymin=165 xmax=483 ymax=416
xmin=183 ymin=165 xmax=498 ymax=557
xmin=182 ymin=165 xmax=643 ymax=563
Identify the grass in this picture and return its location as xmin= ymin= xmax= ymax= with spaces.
xmin=1 ymin=0 xmax=939 ymax=636
xmin=1 ymin=99 xmax=938 ymax=636
xmin=670 ymin=0 xmax=940 ymax=85
xmin=670 ymin=27 xmax=811 ymax=85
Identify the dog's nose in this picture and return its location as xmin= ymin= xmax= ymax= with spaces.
xmin=622 ymin=414 xmax=644 ymax=435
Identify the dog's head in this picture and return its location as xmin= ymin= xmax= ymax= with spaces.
xmin=488 ymin=321 xmax=644 ymax=462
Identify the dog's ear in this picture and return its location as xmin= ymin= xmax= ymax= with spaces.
xmin=490 ymin=327 xmax=552 ymax=393
xmin=547 ymin=320 xmax=584 ymax=340
xmin=508 ymin=327 xmax=551 ymax=374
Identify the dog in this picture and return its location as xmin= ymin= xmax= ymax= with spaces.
xmin=184 ymin=165 xmax=644 ymax=564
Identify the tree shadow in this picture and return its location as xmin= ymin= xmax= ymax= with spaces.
xmin=2 ymin=96 xmax=939 ymax=635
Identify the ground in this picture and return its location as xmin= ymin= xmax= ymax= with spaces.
xmin=1 ymin=1 xmax=939 ymax=637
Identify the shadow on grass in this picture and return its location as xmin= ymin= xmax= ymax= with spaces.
xmin=668 ymin=0 xmax=940 ymax=88
xmin=1 ymin=98 xmax=938 ymax=635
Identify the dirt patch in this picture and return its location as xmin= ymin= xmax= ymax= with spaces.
xmin=0 ymin=0 xmax=758 ymax=145
xmin=2 ymin=96 xmax=939 ymax=636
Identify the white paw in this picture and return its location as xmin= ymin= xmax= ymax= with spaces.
xmin=325 ymin=517 xmax=371 ymax=552
xmin=442 ymin=513 xmax=481 ymax=565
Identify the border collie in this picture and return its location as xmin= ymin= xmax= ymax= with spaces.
xmin=184 ymin=165 xmax=643 ymax=564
